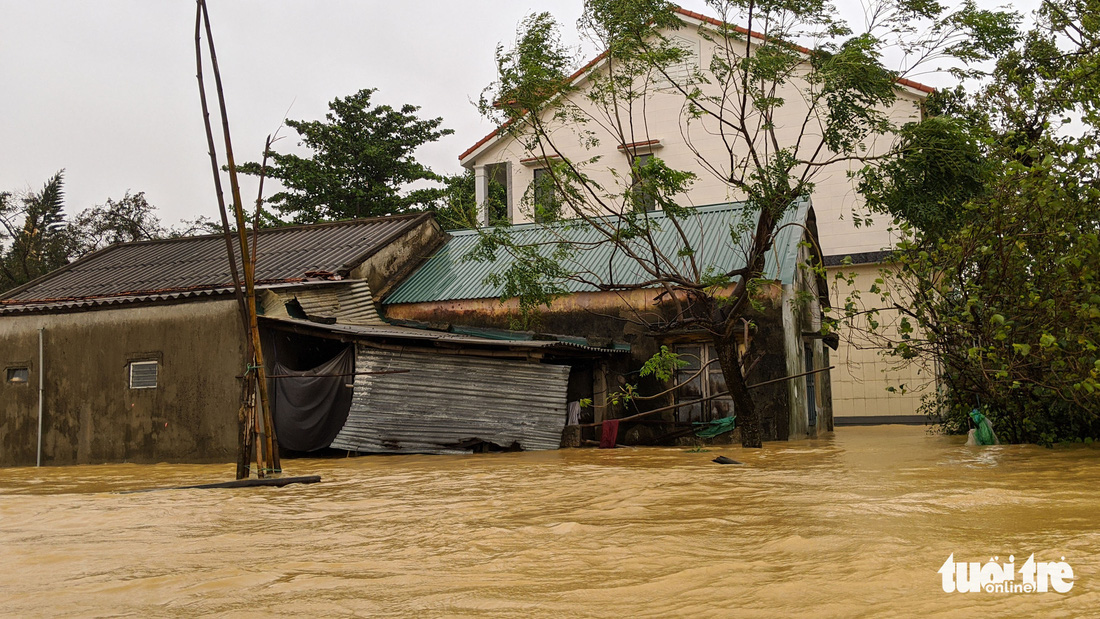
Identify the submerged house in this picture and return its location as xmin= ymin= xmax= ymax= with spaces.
xmin=383 ymin=199 xmax=833 ymax=444
xmin=0 ymin=213 xmax=620 ymax=467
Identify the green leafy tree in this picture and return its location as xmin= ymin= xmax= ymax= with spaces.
xmin=239 ymin=88 xmax=453 ymax=224
xmin=1 ymin=175 xmax=227 ymax=295
xmin=68 ymin=191 xmax=166 ymax=256
xmin=472 ymin=1 xmax=1014 ymax=447
xmin=0 ymin=171 xmax=76 ymax=293
xmin=850 ymin=0 xmax=1100 ymax=443
xmin=430 ymin=170 xmax=509 ymax=230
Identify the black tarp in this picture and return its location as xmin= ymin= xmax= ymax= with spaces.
xmin=272 ymin=345 xmax=354 ymax=452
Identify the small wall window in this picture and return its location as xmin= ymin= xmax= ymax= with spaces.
xmin=129 ymin=361 xmax=158 ymax=389
xmin=6 ymin=367 xmax=29 ymax=384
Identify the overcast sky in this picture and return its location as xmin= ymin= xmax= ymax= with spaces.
xmin=0 ymin=1 xmax=1019 ymax=226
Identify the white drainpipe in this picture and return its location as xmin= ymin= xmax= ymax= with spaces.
xmin=37 ymin=327 xmax=44 ymax=467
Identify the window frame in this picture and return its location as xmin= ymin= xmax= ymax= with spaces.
xmin=129 ymin=360 xmax=159 ymax=390
xmin=5 ymin=366 xmax=30 ymax=385
xmin=631 ymin=153 xmax=657 ymax=212
xmin=672 ymin=343 xmax=734 ymax=423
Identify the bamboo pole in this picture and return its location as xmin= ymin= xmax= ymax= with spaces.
xmin=198 ymin=0 xmax=278 ymax=476
xmin=194 ymin=0 xmax=254 ymax=479
xmin=250 ymin=135 xmax=280 ymax=472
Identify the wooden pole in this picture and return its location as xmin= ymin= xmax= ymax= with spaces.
xmin=194 ymin=0 xmax=254 ymax=479
xmin=199 ymin=0 xmax=279 ymax=476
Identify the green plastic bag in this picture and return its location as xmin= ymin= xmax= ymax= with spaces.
xmin=694 ymin=416 xmax=736 ymax=438
xmin=969 ymin=409 xmax=999 ymax=445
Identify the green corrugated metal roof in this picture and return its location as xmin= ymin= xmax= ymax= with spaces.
xmin=385 ymin=199 xmax=812 ymax=305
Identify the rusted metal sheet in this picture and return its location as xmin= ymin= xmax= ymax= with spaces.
xmin=329 ymin=346 xmax=571 ymax=454
xmin=261 ymin=281 xmax=382 ymax=326
xmin=260 ymin=316 xmax=628 ymax=354
xmin=2 ymin=214 xmax=429 ymax=304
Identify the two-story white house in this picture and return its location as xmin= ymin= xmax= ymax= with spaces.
xmin=455 ymin=6 xmax=934 ymax=425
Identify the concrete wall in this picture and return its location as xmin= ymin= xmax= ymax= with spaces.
xmin=783 ymin=240 xmax=834 ymax=439
xmin=828 ymin=261 xmax=933 ymax=422
xmin=351 ymin=217 xmax=447 ymax=300
xmin=0 ymin=300 xmax=244 ymax=466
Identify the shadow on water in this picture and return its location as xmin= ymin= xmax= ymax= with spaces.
xmin=0 ymin=425 xmax=1096 ymax=617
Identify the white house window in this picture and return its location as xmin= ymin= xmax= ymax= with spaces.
xmin=475 ymin=163 xmax=511 ymax=225
xmin=129 ymin=361 xmax=158 ymax=389
xmin=6 ymin=367 xmax=29 ymax=384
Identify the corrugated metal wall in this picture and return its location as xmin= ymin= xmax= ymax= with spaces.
xmin=330 ymin=346 xmax=571 ymax=454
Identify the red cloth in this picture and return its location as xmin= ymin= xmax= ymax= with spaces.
xmin=599 ymin=419 xmax=620 ymax=449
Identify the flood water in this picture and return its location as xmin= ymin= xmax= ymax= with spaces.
xmin=1 ymin=425 xmax=1097 ymax=617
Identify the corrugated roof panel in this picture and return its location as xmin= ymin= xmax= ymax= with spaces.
xmin=2 ymin=214 xmax=425 ymax=304
xmin=329 ymin=347 xmax=570 ymax=454
xmin=385 ymin=200 xmax=810 ymax=305
xmin=260 ymin=316 xmax=628 ymax=353
xmin=266 ymin=280 xmax=383 ymax=326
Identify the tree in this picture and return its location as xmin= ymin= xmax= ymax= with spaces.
xmin=472 ymin=1 xmax=1015 ymax=447
xmin=0 ymin=171 xmax=76 ymax=293
xmin=65 ymin=192 xmax=222 ymax=257
xmin=849 ymin=0 xmax=1100 ymax=444
xmin=430 ymin=170 xmax=509 ymax=230
xmin=68 ymin=191 xmax=166 ymax=256
xmin=1 ymin=175 xmax=228 ymax=295
xmin=239 ymin=89 xmax=453 ymax=224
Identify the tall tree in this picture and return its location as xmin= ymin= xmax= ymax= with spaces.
xmin=472 ymin=0 xmax=1015 ymax=447
xmin=0 ymin=171 xmax=75 ymax=293
xmin=68 ymin=191 xmax=166 ymax=256
xmin=849 ymin=0 xmax=1100 ymax=444
xmin=239 ymin=88 xmax=453 ymax=223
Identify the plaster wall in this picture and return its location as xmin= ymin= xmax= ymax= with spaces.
xmin=350 ymin=217 xmax=447 ymax=299
xmin=0 ymin=300 xmax=243 ymax=466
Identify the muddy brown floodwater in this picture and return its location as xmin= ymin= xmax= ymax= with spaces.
xmin=0 ymin=425 xmax=1097 ymax=617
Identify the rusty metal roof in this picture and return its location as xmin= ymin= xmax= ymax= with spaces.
xmin=1 ymin=214 xmax=429 ymax=307
xmin=259 ymin=316 xmax=627 ymax=355
xmin=259 ymin=280 xmax=384 ymax=326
